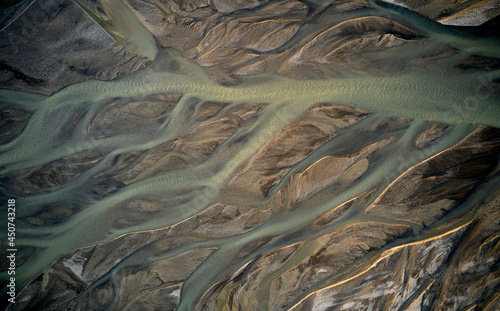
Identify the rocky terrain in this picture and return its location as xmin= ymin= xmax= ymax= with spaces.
xmin=1 ymin=0 xmax=500 ymax=310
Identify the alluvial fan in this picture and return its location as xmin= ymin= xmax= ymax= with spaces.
xmin=0 ymin=0 xmax=500 ymax=310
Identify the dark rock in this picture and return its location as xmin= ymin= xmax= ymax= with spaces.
xmin=0 ymin=0 xmax=115 ymax=94
xmin=0 ymin=108 xmax=31 ymax=144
